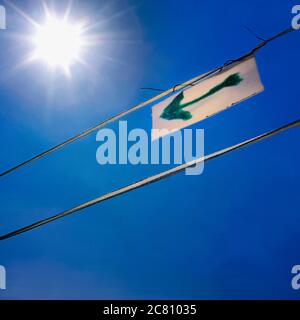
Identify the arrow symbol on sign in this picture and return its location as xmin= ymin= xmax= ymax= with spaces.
xmin=160 ymin=73 xmax=243 ymax=121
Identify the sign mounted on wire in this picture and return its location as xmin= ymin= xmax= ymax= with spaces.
xmin=152 ymin=56 xmax=264 ymax=140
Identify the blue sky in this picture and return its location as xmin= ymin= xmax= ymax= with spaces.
xmin=0 ymin=0 xmax=299 ymax=299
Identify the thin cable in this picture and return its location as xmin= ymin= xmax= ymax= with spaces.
xmin=243 ymin=25 xmax=266 ymax=41
xmin=140 ymin=87 xmax=166 ymax=92
xmin=1 ymin=118 xmax=299 ymax=241
xmin=0 ymin=27 xmax=296 ymax=178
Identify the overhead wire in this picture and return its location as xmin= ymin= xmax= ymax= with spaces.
xmin=1 ymin=118 xmax=299 ymax=240
xmin=0 ymin=27 xmax=295 ymax=178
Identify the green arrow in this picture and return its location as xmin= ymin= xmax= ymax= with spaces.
xmin=160 ymin=73 xmax=243 ymax=121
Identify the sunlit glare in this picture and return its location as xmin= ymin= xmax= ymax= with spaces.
xmin=33 ymin=15 xmax=84 ymax=72
xmin=7 ymin=1 xmax=123 ymax=78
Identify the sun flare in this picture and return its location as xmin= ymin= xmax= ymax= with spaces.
xmin=32 ymin=15 xmax=84 ymax=73
xmin=7 ymin=1 xmax=117 ymax=78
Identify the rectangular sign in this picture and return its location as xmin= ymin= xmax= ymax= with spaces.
xmin=152 ymin=56 xmax=264 ymax=139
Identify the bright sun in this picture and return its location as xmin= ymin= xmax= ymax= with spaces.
xmin=8 ymin=2 xmax=102 ymax=78
xmin=33 ymin=15 xmax=84 ymax=72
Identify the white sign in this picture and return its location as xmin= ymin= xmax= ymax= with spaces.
xmin=152 ymin=56 xmax=264 ymax=140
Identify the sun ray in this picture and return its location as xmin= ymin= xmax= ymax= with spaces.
xmin=4 ymin=0 xmax=40 ymax=28
xmin=5 ymin=1 xmax=130 ymax=79
xmin=63 ymin=0 xmax=74 ymax=22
